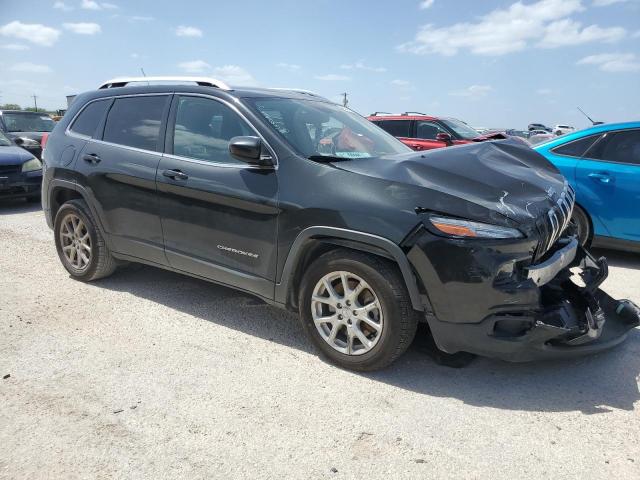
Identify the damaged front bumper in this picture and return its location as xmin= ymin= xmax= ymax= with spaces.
xmin=409 ymin=233 xmax=640 ymax=362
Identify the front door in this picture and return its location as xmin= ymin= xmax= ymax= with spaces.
xmin=575 ymin=128 xmax=640 ymax=242
xmin=156 ymin=94 xmax=279 ymax=298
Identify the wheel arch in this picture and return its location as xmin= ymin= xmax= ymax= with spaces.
xmin=275 ymin=227 xmax=424 ymax=312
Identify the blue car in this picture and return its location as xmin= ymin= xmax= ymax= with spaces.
xmin=534 ymin=122 xmax=640 ymax=252
xmin=0 ymin=129 xmax=42 ymax=202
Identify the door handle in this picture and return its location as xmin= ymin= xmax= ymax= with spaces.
xmin=588 ymin=172 xmax=613 ymax=184
xmin=162 ymin=169 xmax=189 ymax=180
xmin=83 ymin=153 xmax=101 ymax=164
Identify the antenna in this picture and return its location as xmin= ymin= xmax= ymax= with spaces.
xmin=140 ymin=68 xmax=149 ymax=85
xmin=577 ymin=106 xmax=603 ymax=125
xmin=340 ymin=92 xmax=348 ymax=107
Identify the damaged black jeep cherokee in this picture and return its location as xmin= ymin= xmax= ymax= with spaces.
xmin=42 ymin=77 xmax=639 ymax=370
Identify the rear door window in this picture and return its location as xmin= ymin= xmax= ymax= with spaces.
xmin=416 ymin=121 xmax=447 ymax=140
xmin=377 ymin=120 xmax=412 ymax=138
xmin=103 ymin=95 xmax=169 ymax=151
xmin=586 ymin=129 xmax=640 ymax=165
xmin=70 ymin=99 xmax=110 ymax=137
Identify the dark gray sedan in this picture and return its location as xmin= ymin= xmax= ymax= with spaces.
xmin=0 ymin=130 xmax=42 ymax=202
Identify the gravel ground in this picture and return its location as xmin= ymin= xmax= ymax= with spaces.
xmin=1 ymin=199 xmax=639 ymax=480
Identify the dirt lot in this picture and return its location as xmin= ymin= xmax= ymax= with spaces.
xmin=1 ymin=199 xmax=639 ymax=480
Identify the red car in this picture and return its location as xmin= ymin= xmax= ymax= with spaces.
xmin=367 ymin=112 xmax=506 ymax=151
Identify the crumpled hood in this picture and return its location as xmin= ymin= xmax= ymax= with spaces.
xmin=332 ymin=139 xmax=567 ymax=224
xmin=0 ymin=145 xmax=34 ymax=165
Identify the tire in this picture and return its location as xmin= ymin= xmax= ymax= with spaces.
xmin=571 ymin=204 xmax=592 ymax=248
xmin=298 ymin=249 xmax=419 ymax=371
xmin=54 ymin=199 xmax=117 ymax=281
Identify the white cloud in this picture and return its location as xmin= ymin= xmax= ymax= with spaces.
xmin=175 ymin=25 xmax=203 ymax=37
xmin=177 ymin=59 xmax=211 ymax=73
xmin=63 ymin=22 xmax=101 ymax=35
xmin=391 ymin=79 xmax=411 ymax=86
xmin=593 ymin=0 xmax=629 ymax=5
xmin=539 ymin=19 xmax=625 ymax=47
xmin=577 ymin=52 xmax=640 ymax=72
xmin=449 ymin=85 xmax=492 ymax=98
xmin=537 ymin=88 xmax=553 ymax=95
xmin=0 ymin=21 xmax=61 ymax=47
xmin=176 ymin=62 xmax=257 ymax=85
xmin=632 ymin=30 xmax=640 ymax=38
xmin=9 ymin=62 xmax=52 ymax=73
xmin=53 ymin=1 xmax=73 ymax=10
xmin=419 ymin=0 xmax=435 ymax=9
xmin=277 ymin=62 xmax=301 ymax=72
xmin=81 ymin=0 xmax=100 ymax=9
xmin=339 ymin=60 xmax=387 ymax=72
xmin=314 ymin=74 xmax=351 ymax=81
xmin=1 ymin=43 xmax=29 ymax=50
xmin=79 ymin=0 xmax=117 ymax=10
xmin=212 ymin=65 xmax=257 ymax=86
xmin=398 ymin=0 xmax=625 ymax=56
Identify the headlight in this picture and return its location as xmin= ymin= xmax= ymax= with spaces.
xmin=429 ymin=215 xmax=523 ymax=239
xmin=17 ymin=137 xmax=40 ymax=147
xmin=21 ymin=158 xmax=42 ymax=172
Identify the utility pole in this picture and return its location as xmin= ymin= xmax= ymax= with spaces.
xmin=32 ymin=94 xmax=38 ymax=112
xmin=341 ymin=92 xmax=348 ymax=108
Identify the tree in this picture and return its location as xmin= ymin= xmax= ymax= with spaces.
xmin=0 ymin=103 xmax=22 ymax=110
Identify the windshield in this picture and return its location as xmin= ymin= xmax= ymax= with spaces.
xmin=0 ymin=130 xmax=12 ymax=146
xmin=245 ymin=98 xmax=411 ymax=159
xmin=2 ymin=112 xmax=55 ymax=133
xmin=441 ymin=118 xmax=480 ymax=140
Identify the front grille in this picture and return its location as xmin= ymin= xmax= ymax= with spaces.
xmin=0 ymin=164 xmax=21 ymax=175
xmin=536 ymin=184 xmax=575 ymax=258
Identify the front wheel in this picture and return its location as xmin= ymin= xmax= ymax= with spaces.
xmin=571 ymin=205 xmax=592 ymax=247
xmin=299 ymin=249 xmax=418 ymax=371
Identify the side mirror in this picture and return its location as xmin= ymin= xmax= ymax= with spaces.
xmin=13 ymin=137 xmax=24 ymax=146
xmin=229 ymin=136 xmax=274 ymax=167
xmin=436 ymin=132 xmax=452 ymax=145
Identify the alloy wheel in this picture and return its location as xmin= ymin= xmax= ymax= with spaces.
xmin=311 ymin=270 xmax=384 ymax=355
xmin=59 ymin=213 xmax=92 ymax=271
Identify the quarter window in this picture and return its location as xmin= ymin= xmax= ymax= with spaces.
xmin=172 ymin=96 xmax=253 ymax=164
xmin=551 ymin=134 xmax=602 ymax=158
xmin=103 ymin=96 xmax=168 ymax=151
xmin=70 ymin=99 xmax=110 ymax=137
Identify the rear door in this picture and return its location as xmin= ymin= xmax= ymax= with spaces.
xmin=373 ymin=119 xmax=415 ymax=149
xmin=75 ymin=94 xmax=171 ymax=264
xmin=156 ymin=94 xmax=279 ymax=298
xmin=575 ymin=129 xmax=640 ymax=241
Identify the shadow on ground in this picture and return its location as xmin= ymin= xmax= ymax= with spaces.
xmin=592 ymin=248 xmax=640 ymax=270
xmin=0 ymin=197 xmax=42 ymax=214
xmin=94 ymin=262 xmax=640 ymax=415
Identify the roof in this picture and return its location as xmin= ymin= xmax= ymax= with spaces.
xmin=367 ymin=113 xmax=437 ymax=121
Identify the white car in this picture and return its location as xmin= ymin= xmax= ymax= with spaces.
xmin=553 ymin=124 xmax=575 ymax=136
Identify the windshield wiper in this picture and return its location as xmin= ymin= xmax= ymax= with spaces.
xmin=307 ymin=155 xmax=352 ymax=163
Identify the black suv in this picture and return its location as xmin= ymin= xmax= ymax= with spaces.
xmin=41 ymin=77 xmax=639 ymax=370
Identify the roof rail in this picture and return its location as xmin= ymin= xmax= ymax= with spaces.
xmin=403 ymin=111 xmax=428 ymax=116
xmin=97 ymin=76 xmax=232 ymax=90
xmin=370 ymin=111 xmax=393 ymax=116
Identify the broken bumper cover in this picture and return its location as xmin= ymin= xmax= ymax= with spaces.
xmin=412 ymin=236 xmax=640 ymax=362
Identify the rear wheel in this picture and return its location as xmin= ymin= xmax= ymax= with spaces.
xmin=54 ymin=199 xmax=117 ymax=281
xmin=299 ymin=249 xmax=418 ymax=371
xmin=571 ymin=205 xmax=592 ymax=247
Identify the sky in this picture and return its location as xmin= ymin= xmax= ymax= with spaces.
xmin=0 ymin=0 xmax=638 ymax=129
